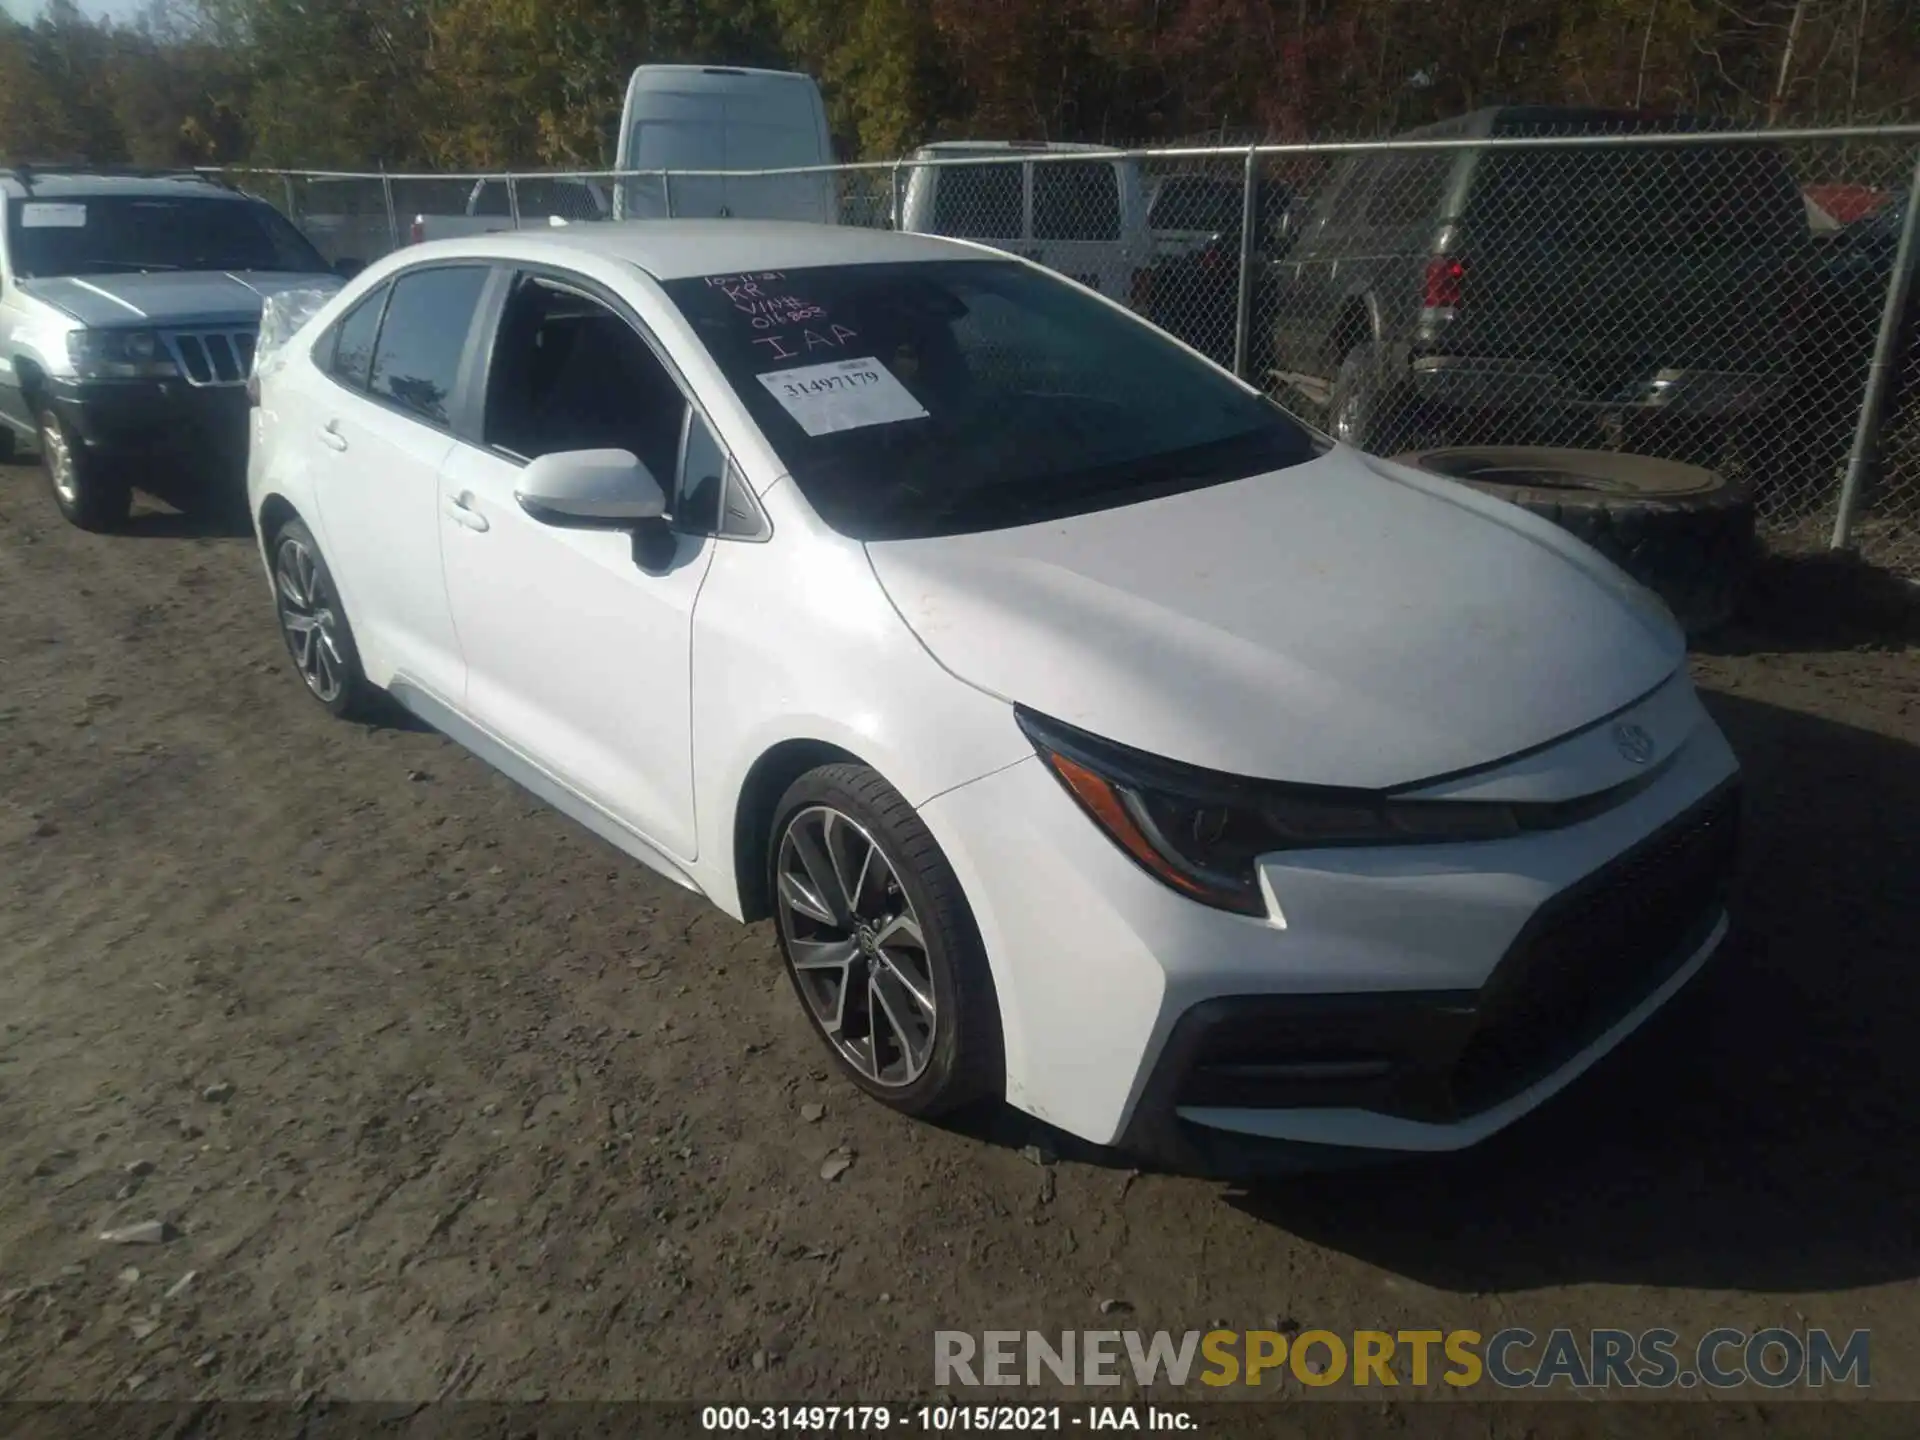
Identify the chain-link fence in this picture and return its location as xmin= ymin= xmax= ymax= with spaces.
xmin=214 ymin=124 xmax=1920 ymax=578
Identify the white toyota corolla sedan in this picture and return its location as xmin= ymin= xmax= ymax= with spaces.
xmin=247 ymin=221 xmax=1740 ymax=1173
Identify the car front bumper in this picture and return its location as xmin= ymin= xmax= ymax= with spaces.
xmin=46 ymin=376 xmax=250 ymax=474
xmin=919 ymin=671 xmax=1742 ymax=1173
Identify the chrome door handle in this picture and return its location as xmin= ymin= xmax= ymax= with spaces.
xmin=445 ymin=490 xmax=490 ymax=532
xmin=319 ymin=420 xmax=348 ymax=452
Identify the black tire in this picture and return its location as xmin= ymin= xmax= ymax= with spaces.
xmin=37 ymin=407 xmax=131 ymax=532
xmin=0 ymin=425 xmax=16 ymax=463
xmin=767 ymin=763 xmax=1003 ymax=1118
xmin=1328 ymin=342 xmax=1438 ymax=455
xmin=267 ymin=516 xmax=376 ymax=719
xmin=1395 ymin=446 xmax=1755 ymax=637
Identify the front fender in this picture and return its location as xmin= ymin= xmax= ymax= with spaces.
xmin=686 ymin=529 xmax=1034 ymax=920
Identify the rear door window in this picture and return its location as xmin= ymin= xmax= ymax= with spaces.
xmin=1464 ymin=144 xmax=1807 ymax=252
xmin=1034 ymin=161 xmax=1121 ymax=241
xmin=1150 ymin=176 xmax=1242 ymax=233
xmin=1365 ymin=154 xmax=1451 ymax=226
xmin=932 ymin=162 xmax=1022 ymax=241
xmin=367 ymin=266 xmax=489 ymax=427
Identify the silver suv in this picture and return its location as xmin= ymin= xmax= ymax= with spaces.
xmin=0 ymin=168 xmax=343 ymax=530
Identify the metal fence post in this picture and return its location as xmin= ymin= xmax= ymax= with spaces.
xmin=281 ymin=173 xmax=298 ymax=224
xmin=506 ymin=172 xmax=523 ymax=231
xmin=1232 ymin=145 xmax=1260 ymax=381
xmin=380 ymin=163 xmax=399 ymax=252
xmin=1831 ymin=146 xmax=1920 ymax=550
xmin=891 ymin=159 xmax=904 ymax=230
xmin=662 ymin=170 xmax=675 ymax=218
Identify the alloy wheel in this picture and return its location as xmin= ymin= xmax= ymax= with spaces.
xmin=41 ymin=419 xmax=78 ymax=505
xmin=774 ymin=805 xmax=938 ymax=1088
xmin=274 ymin=535 xmax=347 ymax=703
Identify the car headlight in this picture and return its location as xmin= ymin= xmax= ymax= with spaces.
xmin=1017 ymin=708 xmax=1534 ymax=917
xmin=67 ymin=329 xmax=179 ymax=380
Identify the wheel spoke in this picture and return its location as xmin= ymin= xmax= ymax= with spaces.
xmin=870 ymin=967 xmax=932 ymax=1078
xmin=847 ymin=840 xmax=875 ymax=914
xmin=876 ymin=947 xmax=935 ymax=1018
xmin=788 ymin=821 xmax=852 ymax=926
xmin=313 ymin=641 xmax=337 ymax=696
xmin=290 ymin=625 xmax=314 ymax=669
xmin=789 ymin=936 xmax=858 ymax=972
xmin=281 ymin=612 xmax=319 ymax=635
xmin=872 ymin=912 xmax=924 ymax=952
xmin=276 ymin=565 xmax=305 ymax=609
xmin=777 ymin=867 xmax=837 ymax=927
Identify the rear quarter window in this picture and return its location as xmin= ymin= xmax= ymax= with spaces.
xmin=1034 ymin=161 xmax=1122 ymax=241
xmin=1464 ymin=143 xmax=1808 ymax=252
xmin=931 ymin=163 xmax=1022 ymax=240
xmin=323 ymin=286 xmax=389 ymax=392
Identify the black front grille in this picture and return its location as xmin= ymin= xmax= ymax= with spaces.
xmin=1449 ymin=782 xmax=1740 ymax=1113
xmin=165 ymin=329 xmax=255 ymax=387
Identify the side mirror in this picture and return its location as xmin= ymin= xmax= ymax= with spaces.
xmin=332 ymin=257 xmax=364 ymax=279
xmin=515 ymin=448 xmax=666 ymax=526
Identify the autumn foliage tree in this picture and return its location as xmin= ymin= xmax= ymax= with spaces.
xmin=2 ymin=0 xmax=1916 ymax=169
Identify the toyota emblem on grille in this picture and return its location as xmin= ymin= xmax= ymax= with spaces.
xmin=1612 ymin=723 xmax=1656 ymax=765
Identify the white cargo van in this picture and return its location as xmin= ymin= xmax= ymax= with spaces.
xmin=898 ymin=142 xmax=1152 ymax=302
xmin=614 ymin=65 xmax=835 ymax=223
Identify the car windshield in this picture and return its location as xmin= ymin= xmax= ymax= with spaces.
xmin=663 ymin=259 xmax=1313 ymax=540
xmin=6 ymin=193 xmax=328 ymax=278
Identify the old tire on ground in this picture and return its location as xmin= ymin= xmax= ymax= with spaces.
xmin=1395 ymin=446 xmax=1755 ymax=637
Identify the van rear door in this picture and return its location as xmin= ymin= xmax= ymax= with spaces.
xmin=1031 ymin=160 xmax=1142 ymax=300
xmin=619 ymin=69 xmax=832 ymax=223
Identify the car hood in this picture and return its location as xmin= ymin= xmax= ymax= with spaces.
xmin=18 ymin=271 xmax=337 ymax=329
xmin=864 ymin=446 xmax=1685 ymax=790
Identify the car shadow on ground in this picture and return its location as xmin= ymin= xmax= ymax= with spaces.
xmin=1220 ymin=686 xmax=1920 ymax=1294
xmin=1702 ymin=550 xmax=1920 ymax=657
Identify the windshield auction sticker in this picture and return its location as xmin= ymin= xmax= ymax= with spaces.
xmin=20 ymin=203 xmax=88 ymax=228
xmin=757 ymin=356 xmax=929 ymax=437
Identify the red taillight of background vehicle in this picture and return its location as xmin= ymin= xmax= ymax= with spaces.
xmin=1422 ymin=255 xmax=1466 ymax=311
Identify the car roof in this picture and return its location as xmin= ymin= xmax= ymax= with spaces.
xmin=1393 ymin=106 xmax=1733 ymax=140
xmin=913 ymin=140 xmax=1123 ymax=156
xmin=0 ymin=172 xmax=249 ymax=202
xmin=401 ymin=220 xmax=1003 ymax=281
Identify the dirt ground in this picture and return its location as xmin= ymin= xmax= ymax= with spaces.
xmin=1 ymin=458 xmax=1918 ymax=1409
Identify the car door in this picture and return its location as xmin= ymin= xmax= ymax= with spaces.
xmin=1031 ymin=159 xmax=1136 ymax=299
xmin=435 ymin=269 xmax=717 ymax=861
xmin=308 ymin=265 xmax=489 ymax=702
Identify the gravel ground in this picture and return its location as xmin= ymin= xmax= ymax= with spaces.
xmin=1 ymin=460 xmax=1917 ymax=1409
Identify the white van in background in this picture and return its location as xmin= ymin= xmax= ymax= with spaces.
xmin=898 ymin=142 xmax=1152 ymax=303
xmin=614 ymin=65 xmax=835 ymax=223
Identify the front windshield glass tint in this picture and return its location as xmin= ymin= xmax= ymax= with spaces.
xmin=663 ymin=259 xmax=1313 ymax=540
xmin=6 ymin=194 xmax=327 ymax=278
